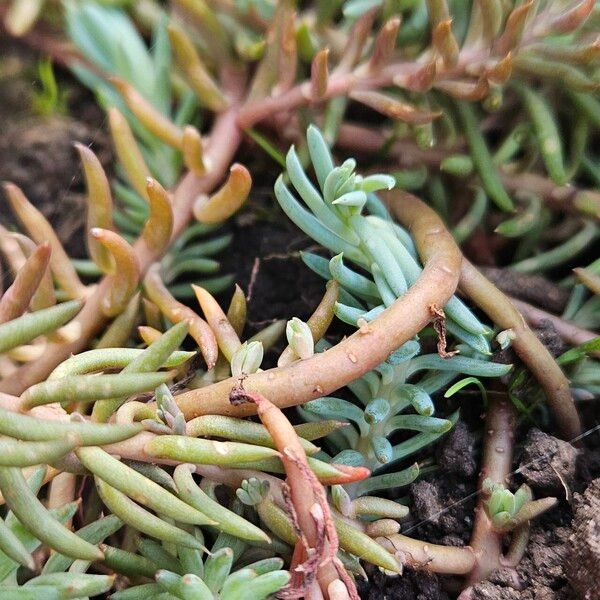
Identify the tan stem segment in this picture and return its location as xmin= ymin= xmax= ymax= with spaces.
xmin=173 ymin=192 xmax=462 ymax=418
xmin=47 ymin=472 xmax=77 ymax=528
xmin=464 ymin=395 xmax=515 ymax=586
xmin=458 ymin=260 xmax=581 ymax=440
xmin=377 ymin=534 xmax=476 ymax=575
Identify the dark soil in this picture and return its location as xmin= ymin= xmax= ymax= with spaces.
xmin=566 ymin=478 xmax=600 ymax=599
xmin=517 ymin=429 xmax=580 ymax=496
xmin=436 ymin=421 xmax=478 ymax=480
xmin=221 ymin=199 xmax=324 ymax=334
xmin=358 ymin=567 xmax=451 ymax=600
xmin=0 ymin=116 xmax=110 ymax=256
xmin=409 ymin=478 xmax=475 ymax=548
xmin=0 ymin=39 xmax=109 ymax=257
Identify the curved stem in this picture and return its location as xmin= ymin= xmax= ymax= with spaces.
xmin=382 ymin=193 xmax=580 ymax=440
xmin=376 ymin=534 xmax=476 ymax=575
xmin=232 ymin=390 xmax=358 ymax=600
xmin=47 ymin=472 xmax=77 ymax=527
xmin=173 ymin=192 xmax=462 ymax=418
xmin=458 ymin=260 xmax=581 ymax=440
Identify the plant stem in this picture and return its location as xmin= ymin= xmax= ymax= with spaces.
xmin=47 ymin=472 xmax=77 ymax=528
xmin=458 ymin=260 xmax=581 ymax=440
xmin=237 ymin=8 xmax=557 ymax=131
xmin=379 ymin=194 xmax=580 ymax=439
xmin=376 ymin=534 xmax=476 ymax=575
xmin=230 ymin=389 xmax=358 ymax=600
xmin=173 ymin=192 xmax=462 ymax=418
xmin=464 ymin=395 xmax=515 ymax=586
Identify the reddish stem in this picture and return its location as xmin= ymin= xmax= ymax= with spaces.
xmin=464 ymin=395 xmax=516 ymax=586
xmin=229 ymin=389 xmax=358 ymax=600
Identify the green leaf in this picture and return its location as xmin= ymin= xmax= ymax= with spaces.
xmin=355 ymin=463 xmax=420 ymax=495
xmin=22 ymin=371 xmax=172 ymax=409
xmin=557 ymin=336 xmax=600 ymax=365
xmin=0 ymin=468 xmax=101 ymax=561
xmin=94 ymin=478 xmax=207 ymax=550
xmin=203 ymin=547 xmax=234 ymax=593
xmin=0 ymin=501 xmax=77 ymax=581
xmin=145 ymin=435 xmax=280 ymax=466
xmin=0 ymin=406 xmax=142 ymax=445
xmin=444 ymin=376 xmax=488 ymax=406
xmin=0 ymin=301 xmax=82 ymax=354
xmin=455 ymin=100 xmax=514 ymax=211
xmin=49 ymin=348 xmax=194 ymax=379
xmin=303 ymin=397 xmax=368 ymax=435
xmin=24 ymin=573 xmax=114 ymax=598
xmin=92 ymin=321 xmax=190 ymax=421
xmin=329 ymin=254 xmax=379 ymax=300
xmin=77 ymin=447 xmax=215 ymax=526
xmin=102 ymin=545 xmax=159 ymax=579
xmin=0 ymin=437 xmax=78 ymax=468
xmin=43 ymin=515 xmax=123 ymax=574
xmin=173 ymin=465 xmax=271 ymax=543
xmin=244 ymin=128 xmax=286 ymax=167
xmin=0 ymin=516 xmax=34 ymax=570
xmin=306 ymin=124 xmax=335 ymax=190
xmin=286 ymin=146 xmax=360 ymax=243
xmin=364 ymin=398 xmax=390 ymax=424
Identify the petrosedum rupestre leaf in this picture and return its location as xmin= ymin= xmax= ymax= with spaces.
xmin=20 ymin=371 xmax=173 ymax=409
xmin=0 ymin=467 xmax=103 ymax=561
xmin=0 ymin=405 xmax=142 ymax=445
xmin=76 ymin=446 xmax=216 ymax=525
xmin=95 ymin=478 xmax=207 ymax=550
xmin=0 ymin=300 xmax=82 ymax=354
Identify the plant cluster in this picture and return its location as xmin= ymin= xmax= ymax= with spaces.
xmin=0 ymin=0 xmax=598 ymax=598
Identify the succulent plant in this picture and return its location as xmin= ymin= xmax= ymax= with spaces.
xmin=0 ymin=0 xmax=598 ymax=597
xmin=110 ymin=538 xmax=291 ymax=600
xmin=482 ymin=480 xmax=556 ymax=533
